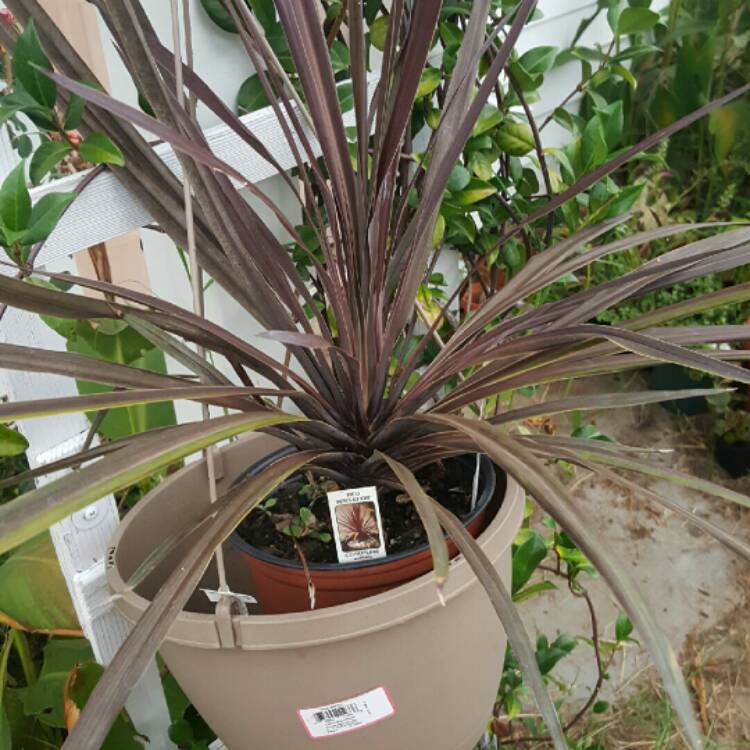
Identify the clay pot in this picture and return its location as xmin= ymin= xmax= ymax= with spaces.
xmin=107 ymin=434 xmax=524 ymax=750
xmin=229 ymin=450 xmax=496 ymax=614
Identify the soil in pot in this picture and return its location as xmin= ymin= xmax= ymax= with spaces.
xmin=232 ymin=453 xmax=498 ymax=613
xmin=715 ymin=437 xmax=750 ymax=478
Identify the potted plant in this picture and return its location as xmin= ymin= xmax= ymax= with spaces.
xmin=0 ymin=2 xmax=749 ymax=749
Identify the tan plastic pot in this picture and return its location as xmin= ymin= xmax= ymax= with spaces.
xmin=107 ymin=434 xmax=524 ymax=750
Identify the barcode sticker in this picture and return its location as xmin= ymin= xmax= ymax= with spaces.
xmin=298 ymin=687 xmax=395 ymax=738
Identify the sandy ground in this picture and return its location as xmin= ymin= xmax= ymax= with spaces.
xmin=514 ymin=375 xmax=750 ymax=746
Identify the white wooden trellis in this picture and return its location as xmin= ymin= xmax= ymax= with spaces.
xmin=0 ymin=2 xmax=663 ymax=747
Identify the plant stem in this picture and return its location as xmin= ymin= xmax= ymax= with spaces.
xmin=11 ymin=628 xmax=36 ymax=685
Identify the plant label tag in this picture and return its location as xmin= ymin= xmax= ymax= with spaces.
xmin=297 ymin=686 xmax=395 ymax=739
xmin=326 ymin=486 xmax=386 ymax=564
xmin=200 ymin=588 xmax=257 ymax=605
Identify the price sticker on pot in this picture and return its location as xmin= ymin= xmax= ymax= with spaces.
xmin=326 ymin=486 xmax=386 ymax=564
xmin=298 ymin=686 xmax=395 ymax=738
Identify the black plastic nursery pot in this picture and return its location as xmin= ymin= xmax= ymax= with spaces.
xmin=646 ymin=364 xmax=713 ymax=415
xmin=229 ymin=449 xmax=497 ymax=614
xmin=715 ymin=437 xmax=750 ymax=478
xmin=107 ymin=434 xmax=525 ymax=750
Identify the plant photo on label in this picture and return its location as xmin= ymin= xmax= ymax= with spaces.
xmin=0 ymin=1 xmax=748 ymax=749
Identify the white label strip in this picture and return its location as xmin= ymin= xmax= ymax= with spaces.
xmin=298 ymin=687 xmax=395 ymax=739
xmin=200 ymin=588 xmax=257 ymax=605
xmin=326 ymin=486 xmax=387 ymax=563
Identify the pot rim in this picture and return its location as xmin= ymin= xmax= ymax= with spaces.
xmin=229 ymin=448 xmax=496 ymax=572
xmin=106 ymin=435 xmax=524 ymax=651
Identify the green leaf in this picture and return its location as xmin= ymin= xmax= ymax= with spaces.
xmin=432 ymin=213 xmax=445 ymax=248
xmin=336 ymin=81 xmax=354 ymax=113
xmin=615 ymin=613 xmax=634 ymax=641
xmin=536 ymin=633 xmax=577 ymax=675
xmin=0 ymin=425 xmax=28 ymax=457
xmin=416 ymin=67 xmax=441 ymax=98
xmin=469 ymin=150 xmax=494 ymax=181
xmin=709 ymin=101 xmax=750 ymax=162
xmin=497 ymin=120 xmax=534 ymax=156
xmin=439 ymin=21 xmax=463 ymax=47
xmin=617 ymin=7 xmax=659 ymax=35
xmin=248 ymin=0 xmax=275 ymax=31
xmin=452 ymin=178 xmax=495 ymax=206
xmin=611 ymin=63 xmax=637 ymax=90
xmin=472 ymin=105 xmax=503 ymax=137
xmin=446 ymin=214 xmax=476 ymax=244
xmin=512 ymin=580 xmax=557 ymax=603
xmin=589 ymin=182 xmax=644 ymax=222
xmin=512 ymin=531 xmax=548 ymax=594
xmin=29 ymin=140 xmax=72 ymax=186
xmin=581 ymin=116 xmax=608 ymax=172
xmin=0 ymin=533 xmax=78 ymax=632
xmin=369 ymin=15 xmax=390 ymax=51
xmin=22 ymin=192 xmax=75 ymax=245
xmin=78 ymin=133 xmax=124 ymax=167
xmin=13 ymin=21 xmax=56 ymax=108
xmin=446 ymin=164 xmax=471 ymax=192
xmin=0 ymin=162 xmax=31 ymax=233
xmin=330 ymin=40 xmax=350 ymax=74
xmin=199 ymin=0 xmax=240 ymax=32
xmin=519 ymin=46 xmax=558 ymax=76
xmin=63 ymin=95 xmax=86 ymax=131
xmin=65 ymin=662 xmax=143 ymax=749
xmin=596 ymin=101 xmax=624 ymax=152
xmin=236 ymin=74 xmax=269 ymax=115
xmin=23 ymin=639 xmax=93 ymax=727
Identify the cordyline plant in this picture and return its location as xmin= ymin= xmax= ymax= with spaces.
xmin=0 ymin=1 xmax=749 ymax=748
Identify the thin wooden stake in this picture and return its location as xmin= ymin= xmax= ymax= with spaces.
xmin=169 ymin=0 xmax=228 ymax=593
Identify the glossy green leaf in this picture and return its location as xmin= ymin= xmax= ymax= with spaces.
xmin=497 ymin=120 xmax=534 ymax=156
xmin=472 ymin=105 xmax=503 ymax=137
xmin=469 ymin=150 xmax=494 ymax=181
xmin=512 ymin=531 xmax=548 ymax=594
xmin=63 ymin=94 xmax=86 ymax=130
xmin=236 ymin=74 xmax=270 ymax=115
xmin=13 ymin=20 xmax=56 ymax=108
xmin=29 ymin=140 xmax=72 ymax=186
xmin=78 ymin=133 xmax=124 ymax=167
xmin=446 ymin=164 xmax=471 ymax=192
xmin=617 ymin=7 xmax=659 ymax=35
xmin=199 ymin=0 xmax=241 ymax=32
xmin=22 ymin=192 xmax=75 ymax=245
xmin=416 ymin=67 xmax=441 ymax=98
xmin=330 ymin=40 xmax=350 ymax=74
xmin=65 ymin=662 xmax=142 ymax=748
xmin=519 ymin=46 xmax=558 ymax=75
xmin=23 ymin=639 xmax=93 ymax=727
xmin=616 ymin=612 xmax=634 ymax=641
xmin=452 ymin=178 xmax=495 ymax=206
xmin=512 ymin=580 xmax=557 ymax=603
xmin=0 ymin=162 xmax=31 ymax=233
xmin=0 ymin=534 xmax=79 ymax=633
xmin=369 ymin=15 xmax=389 ymax=51
xmin=0 ymin=425 xmax=28 ymax=457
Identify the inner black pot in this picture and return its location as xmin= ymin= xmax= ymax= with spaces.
xmin=715 ymin=438 xmax=750 ymax=478
xmin=230 ymin=447 xmax=497 ymax=571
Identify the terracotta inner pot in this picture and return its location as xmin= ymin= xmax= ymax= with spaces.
xmin=229 ymin=449 xmax=498 ymax=613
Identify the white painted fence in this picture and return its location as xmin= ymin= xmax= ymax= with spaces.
xmin=0 ymin=1 xmax=667 ymax=747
